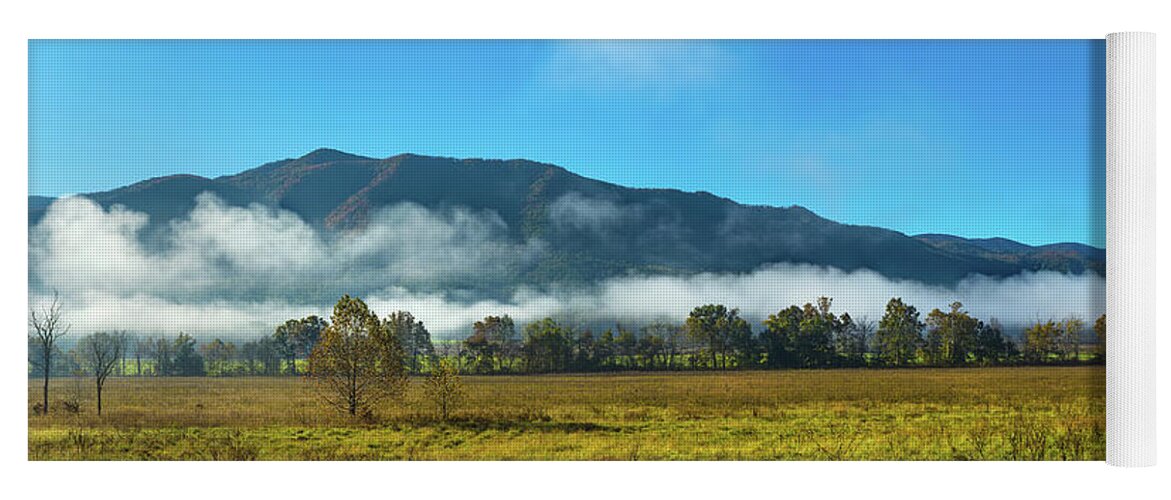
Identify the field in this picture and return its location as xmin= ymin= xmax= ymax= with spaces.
xmin=28 ymin=366 xmax=1104 ymax=460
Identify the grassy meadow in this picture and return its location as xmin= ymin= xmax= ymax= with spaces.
xmin=28 ymin=366 xmax=1104 ymax=460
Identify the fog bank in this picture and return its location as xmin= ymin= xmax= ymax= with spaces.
xmin=29 ymin=195 xmax=1105 ymax=339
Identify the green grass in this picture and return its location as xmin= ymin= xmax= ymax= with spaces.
xmin=28 ymin=366 xmax=1104 ymax=460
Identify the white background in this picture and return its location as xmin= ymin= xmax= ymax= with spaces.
xmin=1 ymin=0 xmax=1167 ymax=498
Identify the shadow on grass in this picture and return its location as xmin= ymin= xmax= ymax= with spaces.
xmin=394 ymin=415 xmax=623 ymax=434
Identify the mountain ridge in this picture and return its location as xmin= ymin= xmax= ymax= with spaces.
xmin=913 ymin=234 xmax=1104 ymax=276
xmin=28 ymin=149 xmax=1104 ymax=285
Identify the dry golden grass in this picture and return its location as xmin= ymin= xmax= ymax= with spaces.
xmin=28 ymin=366 xmax=1104 ymax=460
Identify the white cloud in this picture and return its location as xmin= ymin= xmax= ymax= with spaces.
xmin=538 ymin=40 xmax=727 ymax=98
xmin=546 ymin=192 xmax=637 ymax=233
xmin=29 ymin=194 xmax=1105 ymax=341
xmin=30 ymin=194 xmax=543 ymax=304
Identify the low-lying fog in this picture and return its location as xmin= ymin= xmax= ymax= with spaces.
xmin=29 ymin=194 xmax=1105 ymax=339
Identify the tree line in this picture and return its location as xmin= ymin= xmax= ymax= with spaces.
xmin=452 ymin=298 xmax=1105 ymax=374
xmin=28 ymin=317 xmax=334 ymax=379
xmin=31 ymin=293 xmax=1106 ymax=418
xmin=302 ymin=295 xmax=1106 ymax=417
xmin=30 ymin=296 xmax=1106 ymax=382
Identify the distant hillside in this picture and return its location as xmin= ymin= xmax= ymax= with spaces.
xmin=28 ymin=195 xmax=55 ymax=210
xmin=914 ymin=234 xmax=1105 ymax=275
xmin=28 ymin=149 xmax=1103 ymax=285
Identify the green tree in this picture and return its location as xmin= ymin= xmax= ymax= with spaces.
xmin=795 ymin=298 xmax=840 ymax=368
xmin=256 ymin=336 xmax=283 ymax=375
xmin=835 ymin=316 xmax=871 ymax=367
xmin=972 ymin=318 xmax=1016 ymax=365
xmin=463 ymin=328 xmax=496 ymax=374
xmin=239 ymin=340 xmax=260 ymax=375
xmin=385 ymin=311 xmax=430 ymax=374
xmin=642 ymin=321 xmax=684 ymax=369
xmin=762 ymin=305 xmax=802 ymax=368
xmin=1061 ymin=317 xmax=1086 ymax=361
xmin=466 ymin=315 xmax=515 ymax=373
xmin=522 ymin=318 xmax=574 ymax=373
xmin=637 ymin=332 xmax=667 ymax=369
xmin=274 ymin=315 xmax=327 ymax=376
xmin=924 ymin=302 xmax=980 ymax=366
xmin=401 ymin=319 xmax=435 ymax=374
xmin=685 ymin=305 xmax=752 ymax=370
xmin=273 ymin=322 xmax=296 ymax=374
xmin=172 ymin=333 xmax=206 ymax=376
xmin=764 ymin=298 xmax=845 ymax=368
xmin=876 ymin=298 xmax=924 ymax=366
xmin=729 ymin=319 xmax=758 ymax=369
xmin=574 ymin=330 xmax=599 ymax=371
xmin=595 ymin=329 xmax=616 ymax=369
xmin=496 ymin=315 xmax=519 ymax=371
xmin=1024 ymin=320 xmax=1061 ymax=363
xmin=423 ymin=358 xmax=463 ymax=420
xmin=308 ymin=295 xmax=408 ymax=416
xmin=200 ymin=338 xmax=236 ymax=376
xmin=1093 ymin=314 xmax=1106 ymax=362
xmin=615 ymin=325 xmax=638 ymax=368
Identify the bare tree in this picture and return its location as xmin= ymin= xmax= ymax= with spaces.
xmin=78 ymin=332 xmax=124 ymax=415
xmin=148 ymin=336 xmax=176 ymax=376
xmin=642 ymin=321 xmax=683 ymax=370
xmin=29 ymin=292 xmax=70 ymax=415
xmin=133 ymin=335 xmax=149 ymax=376
xmin=116 ymin=332 xmax=129 ymax=376
xmin=1062 ymin=317 xmax=1086 ymax=361
xmin=854 ymin=317 xmax=877 ymax=361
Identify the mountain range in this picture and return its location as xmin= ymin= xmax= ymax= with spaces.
xmin=28 ymin=148 xmax=1104 ymax=286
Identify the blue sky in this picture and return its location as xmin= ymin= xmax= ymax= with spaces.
xmin=29 ymin=40 xmax=1105 ymax=247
